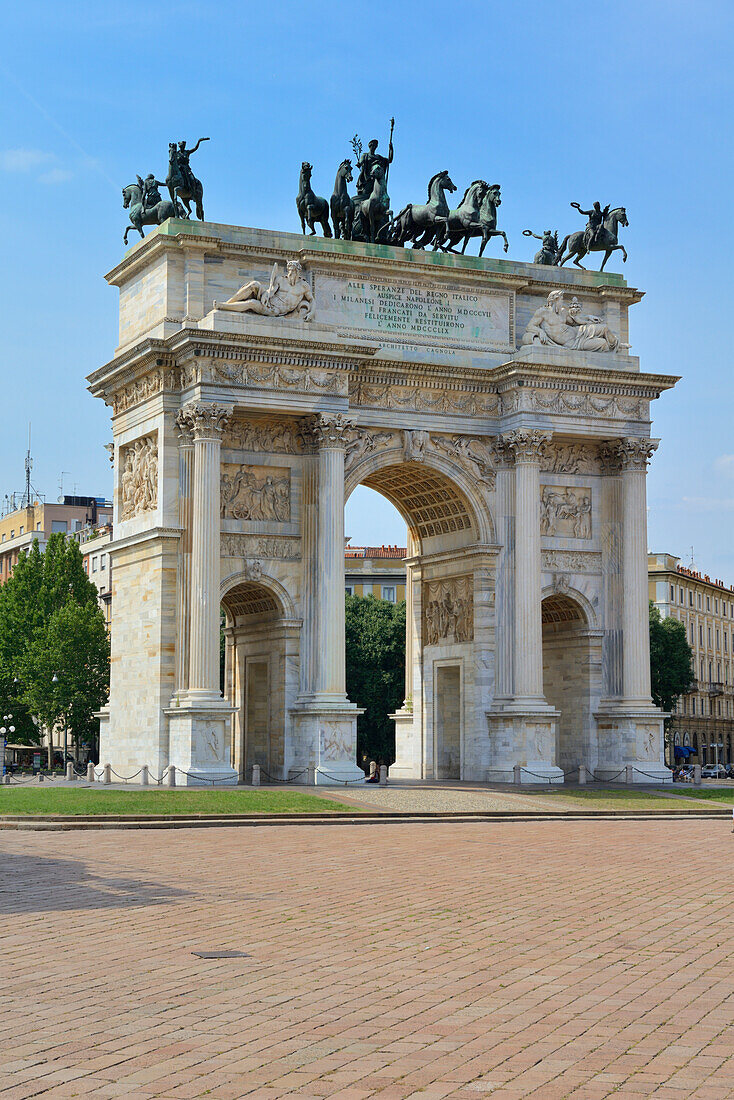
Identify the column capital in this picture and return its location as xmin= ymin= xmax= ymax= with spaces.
xmin=600 ymin=437 xmax=659 ymax=472
xmin=496 ymin=429 xmax=552 ymax=465
xmin=300 ymin=412 xmax=355 ymax=450
xmin=177 ymin=402 xmax=232 ymax=442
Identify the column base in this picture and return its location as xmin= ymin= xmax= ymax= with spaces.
xmin=594 ymin=705 xmax=669 ymax=781
xmin=165 ymin=701 xmax=238 ymax=786
xmin=486 ymin=705 xmax=561 ymax=784
xmin=290 ymin=701 xmax=365 ymax=785
xmin=389 ymin=706 xmax=422 ymax=779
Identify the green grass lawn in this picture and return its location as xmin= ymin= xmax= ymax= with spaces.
xmin=0 ymin=788 xmax=356 ymax=816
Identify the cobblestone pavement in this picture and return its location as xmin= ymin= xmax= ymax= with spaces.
xmin=1 ymin=821 xmax=732 ymax=1099
xmin=333 ymin=785 xmax=575 ymax=813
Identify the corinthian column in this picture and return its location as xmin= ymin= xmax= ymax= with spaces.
xmin=179 ymin=401 xmax=232 ymax=700
xmin=499 ymin=429 xmax=552 ymax=703
xmin=617 ymin=437 xmax=658 ymax=706
xmin=173 ymin=412 xmax=195 ymax=695
xmin=310 ymin=413 xmax=354 ymax=701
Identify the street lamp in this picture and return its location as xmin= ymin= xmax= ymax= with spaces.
xmin=50 ymin=674 xmax=68 ymax=767
xmin=1 ymin=714 xmax=16 ymax=775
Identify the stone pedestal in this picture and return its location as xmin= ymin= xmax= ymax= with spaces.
xmin=291 ymin=707 xmax=365 ymax=785
xmin=166 ymin=702 xmax=238 ymax=785
xmin=594 ymin=707 xmax=668 ymax=783
xmin=486 ymin=708 xmax=562 ymax=783
xmin=389 ymin=705 xmax=420 ymax=779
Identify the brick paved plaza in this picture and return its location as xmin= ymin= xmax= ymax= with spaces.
xmin=1 ymin=820 xmax=732 ymax=1099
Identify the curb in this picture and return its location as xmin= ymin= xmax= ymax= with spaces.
xmin=0 ymin=808 xmax=730 ymax=830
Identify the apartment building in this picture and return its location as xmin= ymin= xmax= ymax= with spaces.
xmin=648 ymin=552 xmax=734 ymax=764
xmin=344 ymin=543 xmax=407 ymax=603
xmin=0 ymin=496 xmax=112 ymax=586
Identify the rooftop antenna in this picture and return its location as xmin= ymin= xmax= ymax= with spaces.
xmin=58 ymin=471 xmax=71 ymax=503
xmin=689 ymin=545 xmax=696 ymax=569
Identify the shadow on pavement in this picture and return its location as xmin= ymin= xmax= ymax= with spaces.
xmin=0 ymin=850 xmax=191 ymax=914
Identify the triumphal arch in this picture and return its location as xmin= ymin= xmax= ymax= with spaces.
xmin=89 ymin=220 xmax=677 ymax=784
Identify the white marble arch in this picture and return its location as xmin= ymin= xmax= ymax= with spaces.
xmin=220 ymin=568 xmax=297 ymax=620
xmin=344 ymin=446 xmax=495 ymax=547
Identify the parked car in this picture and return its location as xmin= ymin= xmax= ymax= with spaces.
xmin=726 ymin=765 xmax=734 ymax=780
xmin=701 ymin=764 xmax=728 ymax=779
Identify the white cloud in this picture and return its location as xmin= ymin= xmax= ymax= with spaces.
xmin=0 ymin=148 xmax=53 ymax=172
xmin=39 ymin=167 xmax=73 ymax=185
xmin=714 ymin=455 xmax=734 ymax=478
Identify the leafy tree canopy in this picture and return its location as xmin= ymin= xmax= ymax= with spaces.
xmin=649 ymin=601 xmax=694 ymax=714
xmin=0 ymin=534 xmax=110 ymax=757
xmin=345 ymin=594 xmax=405 ymax=765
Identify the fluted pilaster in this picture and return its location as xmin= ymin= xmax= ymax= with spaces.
xmin=178 ymin=402 xmax=231 ymax=699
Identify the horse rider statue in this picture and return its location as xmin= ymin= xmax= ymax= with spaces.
xmin=571 ymin=201 xmax=609 ymax=252
xmin=351 ymin=119 xmax=394 ymax=241
xmin=141 ymin=174 xmax=167 ymax=214
xmin=176 ymin=137 xmax=208 ymax=192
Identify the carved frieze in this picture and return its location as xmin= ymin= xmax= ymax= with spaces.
xmin=320 ymin=722 xmax=353 ymax=761
xmin=540 ymin=485 xmax=592 ymax=539
xmin=111 ymin=366 xmax=192 ymax=416
xmin=540 ymin=442 xmax=597 ymax=474
xmin=221 ymin=534 xmax=301 ymax=559
xmin=526 ymin=388 xmax=646 ymax=421
xmin=214 ymin=360 xmax=345 ymax=394
xmin=343 ymin=427 xmax=395 ymax=471
xmin=542 ymin=550 xmax=602 ymax=574
xmin=430 ymin=435 xmax=496 ymax=488
xmin=220 ymin=464 xmax=290 ymax=521
xmin=423 ymin=575 xmax=474 ymax=646
xmin=349 ymin=377 xmax=499 ymax=416
xmin=120 ymin=434 xmax=158 ymax=520
xmin=223 ymin=418 xmax=303 ymax=454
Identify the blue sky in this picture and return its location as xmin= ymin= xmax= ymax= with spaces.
xmin=1 ymin=0 xmax=733 ymax=576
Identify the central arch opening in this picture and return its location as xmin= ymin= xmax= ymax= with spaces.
xmin=345 ymin=457 xmax=483 ymax=777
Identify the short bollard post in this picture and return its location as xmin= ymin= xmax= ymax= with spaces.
xmin=252 ymin=764 xmax=260 ymax=787
xmin=513 ymin=763 xmax=522 ymax=785
xmin=379 ymin=764 xmax=388 ymax=786
xmin=694 ymin=763 xmax=702 ymax=786
xmin=2 ymin=773 xmax=10 ymax=784
xmin=87 ymin=762 xmax=95 ymax=782
xmin=578 ymin=764 xmax=587 ymax=786
xmin=625 ymin=764 xmax=634 ymax=785
xmin=140 ymin=765 xmax=149 ymax=786
xmin=66 ymin=761 xmax=74 ymax=782
xmin=102 ymin=764 xmax=111 ymax=785
xmin=166 ymin=764 xmax=176 ymax=787
xmin=308 ymin=763 xmax=316 ymax=786
xmin=38 ymin=772 xmax=44 ymax=783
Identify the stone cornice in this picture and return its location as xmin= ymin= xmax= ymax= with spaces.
xmin=108 ymin=526 xmax=183 ymax=555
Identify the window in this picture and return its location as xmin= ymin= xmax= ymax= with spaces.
xmin=697 ymin=594 xmax=702 ymax=609
xmin=19 ymin=526 xmax=23 ymax=535
xmin=692 ymin=698 xmax=696 ymax=715
xmin=689 ymin=591 xmax=693 ymax=606
xmin=100 ymin=554 xmax=106 ymax=568
xmin=74 ymin=520 xmax=82 ymax=532
xmin=36 ymin=522 xmax=41 ymax=531
xmin=700 ymin=658 xmax=705 ymax=679
xmin=670 ymin=585 xmax=675 ymax=601
xmin=707 ymin=596 xmax=711 ymax=611
xmin=725 ymin=633 xmax=729 ymax=653
xmin=699 ymin=624 xmax=704 ymax=646
xmin=381 ymin=586 xmax=396 ymax=603
xmin=709 ymin=661 xmax=713 ymax=681
xmin=345 ymin=585 xmax=353 ymax=596
xmin=717 ymin=630 xmax=720 ymax=649
xmin=717 ymin=662 xmax=721 ymax=680
xmin=689 ymin=623 xmax=694 ymax=643
xmin=1 ymin=534 xmax=4 ymax=543
xmin=92 ymin=557 xmax=98 ymax=573
xmin=51 ymin=520 xmax=67 ymax=533
xmin=708 ymin=627 xmax=712 ymax=647
xmin=10 ymin=530 xmax=14 ymax=539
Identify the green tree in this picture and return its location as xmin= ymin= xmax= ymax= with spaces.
xmin=345 ymin=594 xmax=405 ymax=765
xmin=0 ymin=535 xmax=110 ymax=765
xmin=649 ymin=600 xmax=694 ymax=713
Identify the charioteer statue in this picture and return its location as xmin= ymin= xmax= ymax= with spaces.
xmin=350 ymin=119 xmax=394 ymax=242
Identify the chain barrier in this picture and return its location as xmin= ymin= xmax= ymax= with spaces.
xmin=518 ymin=768 xmax=564 ymax=785
xmin=586 ymin=768 xmax=626 ymax=783
xmin=175 ymin=769 xmax=241 ymax=784
xmin=633 ymin=767 xmax=673 ymax=783
xmin=259 ymin=768 xmax=308 ymax=784
xmin=109 ymin=768 xmax=144 ymax=782
xmin=314 ymin=770 xmax=368 ymax=786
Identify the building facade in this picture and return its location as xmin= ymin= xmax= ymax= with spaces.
xmin=344 ymin=543 xmax=406 ymax=603
xmin=76 ymin=525 xmax=113 ymax=629
xmin=648 ymin=553 xmax=734 ymax=764
xmin=0 ymin=497 xmax=112 ymax=586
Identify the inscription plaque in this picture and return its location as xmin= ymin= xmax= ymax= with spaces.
xmin=312 ymin=273 xmax=514 ymax=353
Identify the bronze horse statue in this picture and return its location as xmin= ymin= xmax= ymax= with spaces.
xmin=435 ymin=182 xmax=508 ymax=256
xmin=556 ymin=207 xmax=629 ymax=270
xmin=431 ymin=180 xmax=486 ymax=252
xmin=122 ymin=179 xmax=182 ymax=245
xmin=297 ymin=162 xmax=332 ymax=237
xmin=386 ymin=170 xmax=457 ymax=249
xmin=330 ymin=159 xmax=354 ymax=240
